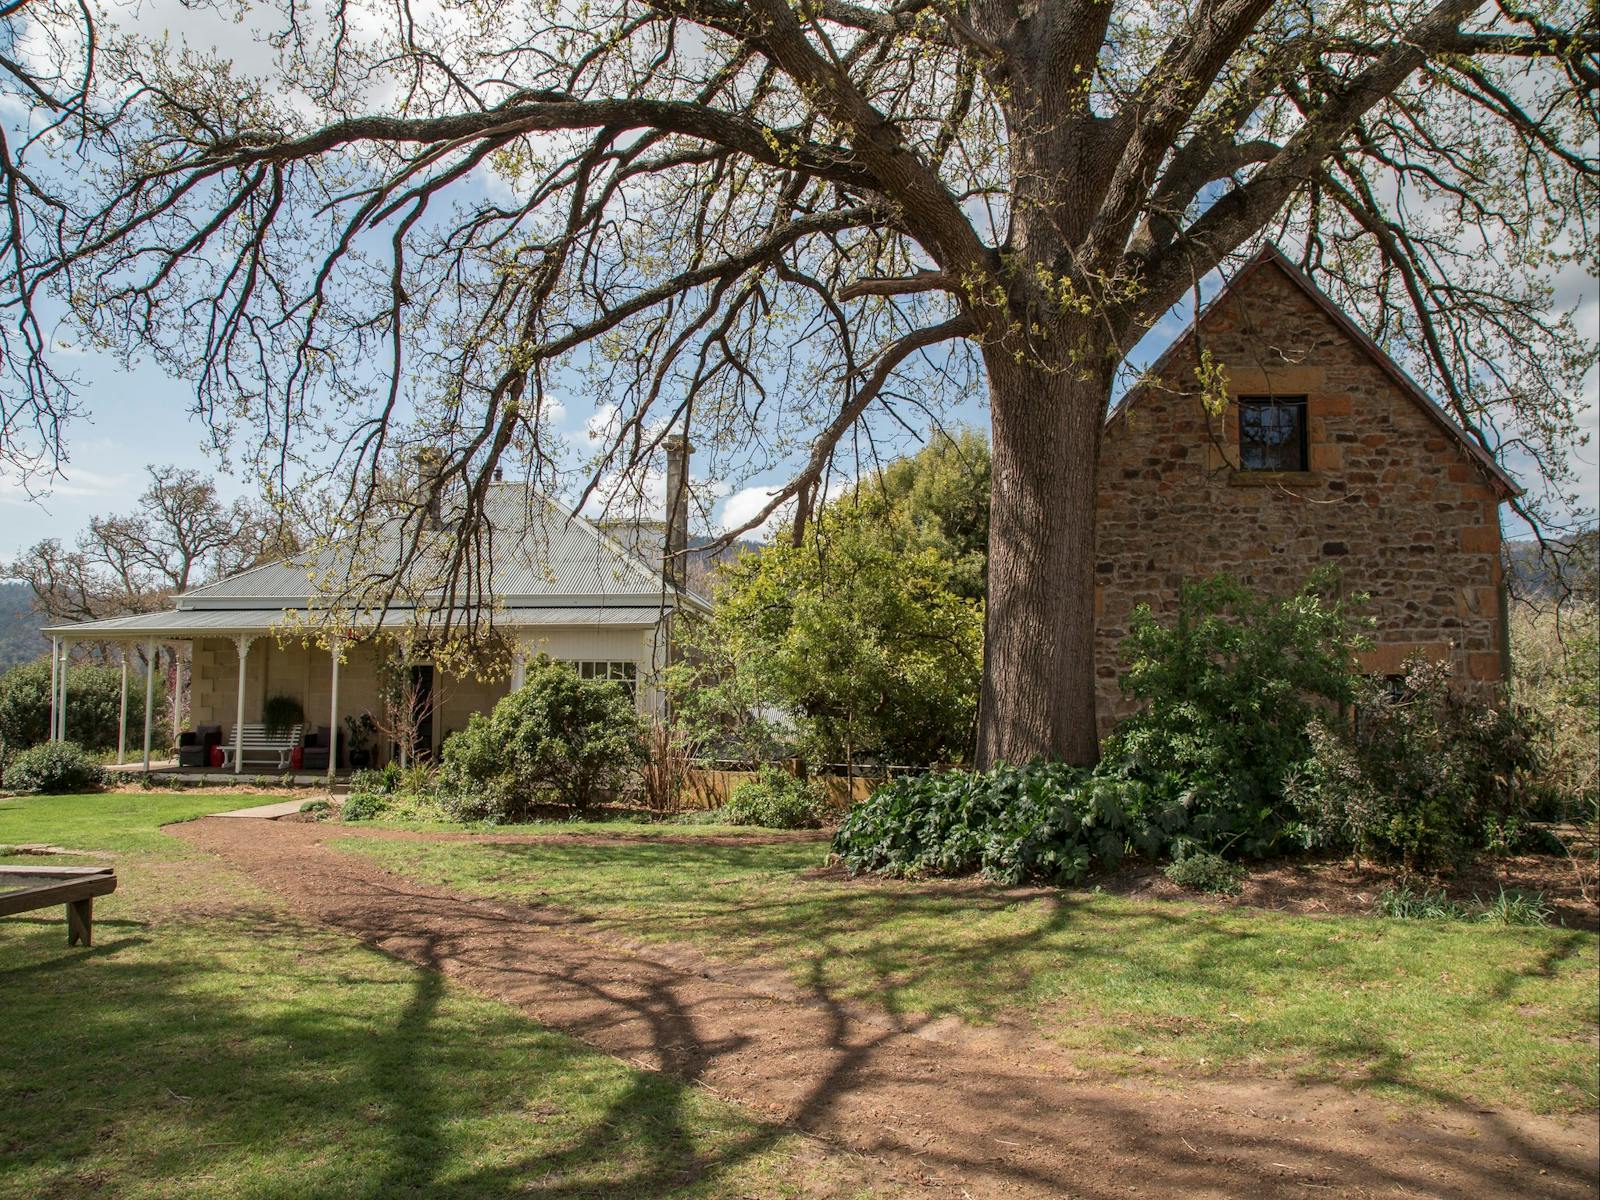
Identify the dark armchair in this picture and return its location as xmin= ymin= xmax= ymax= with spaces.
xmin=299 ymin=725 xmax=333 ymax=772
xmin=176 ymin=724 xmax=223 ymax=768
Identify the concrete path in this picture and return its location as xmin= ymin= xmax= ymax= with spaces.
xmin=209 ymin=799 xmax=311 ymax=819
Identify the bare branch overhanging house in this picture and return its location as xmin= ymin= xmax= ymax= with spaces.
xmin=38 ymin=247 xmax=1525 ymax=772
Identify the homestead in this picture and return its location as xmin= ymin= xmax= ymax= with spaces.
xmin=35 ymin=249 xmax=1528 ymax=765
xmin=1095 ymin=245 xmax=1520 ymax=730
xmin=38 ymin=439 xmax=705 ymax=774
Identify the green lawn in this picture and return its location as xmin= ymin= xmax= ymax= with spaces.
xmin=0 ymin=795 xmax=885 ymax=1200
xmin=341 ymin=831 xmax=1600 ymax=1115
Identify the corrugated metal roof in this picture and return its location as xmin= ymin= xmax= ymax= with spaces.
xmin=43 ymin=605 xmax=671 ymax=639
xmin=179 ymin=486 xmax=688 ymax=605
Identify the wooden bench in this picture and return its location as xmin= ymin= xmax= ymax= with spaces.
xmin=0 ymin=865 xmax=118 ymax=946
xmin=219 ymin=723 xmax=304 ymax=771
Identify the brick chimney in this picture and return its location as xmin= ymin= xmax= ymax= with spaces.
xmin=663 ymin=433 xmax=691 ymax=590
xmin=415 ymin=447 xmax=445 ymax=529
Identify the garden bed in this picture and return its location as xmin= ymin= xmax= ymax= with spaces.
xmin=1087 ymin=853 xmax=1597 ymax=931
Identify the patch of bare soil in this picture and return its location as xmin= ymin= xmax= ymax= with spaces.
xmin=170 ymin=816 xmax=1598 ymax=1200
xmin=1092 ymin=854 xmax=1599 ymax=931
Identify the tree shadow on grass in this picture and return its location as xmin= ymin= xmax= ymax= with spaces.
xmin=392 ymin=837 xmax=1600 ymax=1115
xmin=0 ymin=911 xmax=824 ymax=1200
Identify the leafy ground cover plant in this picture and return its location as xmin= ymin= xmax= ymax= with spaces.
xmin=720 ymin=766 xmax=828 ymax=829
xmin=1375 ymin=885 xmax=1553 ymax=927
xmin=1 ymin=741 xmax=108 ymax=794
xmin=1162 ymin=850 xmax=1246 ymax=895
xmin=342 ymin=763 xmax=445 ymax=822
xmin=832 ymin=761 xmax=1182 ymax=885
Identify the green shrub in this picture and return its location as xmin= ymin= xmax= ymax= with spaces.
xmin=1287 ymin=658 xmax=1546 ymax=869
xmin=2 ymin=741 xmax=108 ymax=794
xmin=438 ymin=656 xmax=643 ymax=816
xmin=833 ymin=761 xmax=1180 ymax=885
xmin=340 ymin=789 xmax=387 ymax=822
xmin=721 ymin=766 xmax=827 ymax=829
xmin=433 ymin=775 xmax=519 ymax=824
xmin=1163 ymin=850 xmax=1246 ymax=895
xmin=1103 ymin=570 xmax=1367 ymax=856
xmin=341 ymin=763 xmax=445 ymax=822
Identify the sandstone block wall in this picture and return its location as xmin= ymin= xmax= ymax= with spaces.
xmin=1094 ymin=259 xmax=1509 ymax=732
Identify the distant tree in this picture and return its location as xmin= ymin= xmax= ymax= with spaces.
xmin=839 ymin=429 xmax=992 ymax=603
xmin=5 ymin=465 xmax=292 ymax=628
xmin=0 ymin=583 xmax=42 ymax=673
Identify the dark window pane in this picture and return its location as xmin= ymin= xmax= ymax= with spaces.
xmin=1239 ymin=396 xmax=1307 ymax=471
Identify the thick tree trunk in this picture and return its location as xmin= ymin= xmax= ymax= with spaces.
xmin=977 ymin=355 xmax=1109 ymax=768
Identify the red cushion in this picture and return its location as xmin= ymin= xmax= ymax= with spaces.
xmin=290 ymin=747 xmax=304 ymax=770
xmin=209 ymin=746 xmax=224 ymax=769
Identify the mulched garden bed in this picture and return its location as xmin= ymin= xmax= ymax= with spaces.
xmin=1092 ymin=853 xmax=1597 ymax=929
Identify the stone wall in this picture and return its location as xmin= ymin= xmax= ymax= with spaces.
xmin=1094 ymin=258 xmax=1509 ymax=732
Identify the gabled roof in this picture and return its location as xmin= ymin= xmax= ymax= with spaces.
xmin=177 ymin=483 xmax=710 ymax=613
xmin=1114 ymin=243 xmax=1522 ymax=499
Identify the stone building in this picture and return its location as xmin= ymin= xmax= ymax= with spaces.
xmin=1095 ymin=244 xmax=1520 ymax=730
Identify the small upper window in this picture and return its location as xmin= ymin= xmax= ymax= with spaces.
xmin=1238 ymin=395 xmax=1308 ymax=472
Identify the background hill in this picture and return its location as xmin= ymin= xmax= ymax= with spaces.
xmin=0 ymin=582 xmax=45 ymax=672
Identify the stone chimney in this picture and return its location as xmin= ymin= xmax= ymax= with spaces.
xmin=663 ymin=433 xmax=691 ymax=590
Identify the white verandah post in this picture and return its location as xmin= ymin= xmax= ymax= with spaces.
xmin=57 ymin=640 xmax=70 ymax=743
xmin=171 ymin=644 xmax=183 ymax=742
xmin=118 ymin=649 xmax=129 ymax=765
xmin=233 ymin=636 xmax=254 ymax=776
xmin=48 ymin=636 xmax=59 ymax=743
xmin=328 ymin=639 xmax=341 ymax=782
xmin=142 ymin=640 xmax=156 ymax=771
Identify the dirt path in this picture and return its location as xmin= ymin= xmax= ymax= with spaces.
xmin=172 ymin=817 xmax=1598 ymax=1200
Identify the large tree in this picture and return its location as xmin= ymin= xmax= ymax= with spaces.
xmin=0 ymin=0 xmax=1593 ymax=763
xmin=6 ymin=465 xmax=289 ymax=627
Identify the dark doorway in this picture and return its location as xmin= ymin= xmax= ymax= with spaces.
xmin=410 ymin=664 xmax=435 ymax=761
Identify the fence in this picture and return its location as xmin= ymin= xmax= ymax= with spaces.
xmin=680 ymin=760 xmax=918 ymax=811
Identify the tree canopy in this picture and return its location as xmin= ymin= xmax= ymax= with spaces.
xmin=0 ymin=0 xmax=1592 ymax=761
xmin=5 ymin=464 xmax=290 ymax=629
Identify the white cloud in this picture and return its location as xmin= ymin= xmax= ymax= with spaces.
xmin=0 ymin=463 xmax=138 ymax=505
xmin=716 ymin=485 xmax=791 ymax=540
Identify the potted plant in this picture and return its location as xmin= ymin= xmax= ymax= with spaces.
xmin=344 ymin=712 xmax=377 ymax=769
xmin=262 ymin=694 xmax=305 ymax=739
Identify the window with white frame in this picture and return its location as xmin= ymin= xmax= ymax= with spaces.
xmin=571 ymin=660 xmax=639 ymax=699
